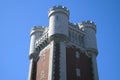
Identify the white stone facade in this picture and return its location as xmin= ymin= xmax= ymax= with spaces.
xmin=28 ymin=5 xmax=99 ymax=80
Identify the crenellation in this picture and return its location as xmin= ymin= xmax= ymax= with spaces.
xmin=30 ymin=26 xmax=46 ymax=31
xmin=49 ymin=5 xmax=69 ymax=13
xmin=68 ymin=22 xmax=85 ymax=34
xmin=79 ymin=20 xmax=96 ymax=25
xmin=48 ymin=5 xmax=69 ymax=18
xmin=30 ymin=26 xmax=46 ymax=37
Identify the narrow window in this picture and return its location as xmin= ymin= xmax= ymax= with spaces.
xmin=75 ymin=33 xmax=77 ymax=44
xmin=56 ymin=16 xmax=58 ymax=20
xmin=73 ymin=32 xmax=75 ymax=43
xmin=76 ymin=68 xmax=80 ymax=77
xmin=81 ymin=36 xmax=84 ymax=47
xmin=71 ymin=31 xmax=74 ymax=42
xmin=78 ymin=35 xmax=81 ymax=45
xmin=68 ymin=31 xmax=71 ymax=41
xmin=76 ymin=51 xmax=80 ymax=59
xmin=77 ymin=34 xmax=79 ymax=44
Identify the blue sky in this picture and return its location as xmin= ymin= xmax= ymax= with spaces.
xmin=0 ymin=0 xmax=120 ymax=80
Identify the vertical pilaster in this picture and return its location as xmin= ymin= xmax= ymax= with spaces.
xmin=28 ymin=58 xmax=33 ymax=80
xmin=59 ymin=41 xmax=67 ymax=80
xmin=48 ymin=41 xmax=55 ymax=80
xmin=54 ymin=42 xmax=60 ymax=80
xmin=91 ymin=53 xmax=99 ymax=80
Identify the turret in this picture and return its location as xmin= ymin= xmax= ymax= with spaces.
xmin=29 ymin=26 xmax=45 ymax=59
xmin=79 ymin=20 xmax=98 ymax=55
xmin=48 ymin=6 xmax=69 ymax=41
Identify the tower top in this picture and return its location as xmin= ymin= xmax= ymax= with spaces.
xmin=78 ymin=20 xmax=96 ymax=31
xmin=30 ymin=26 xmax=46 ymax=36
xmin=48 ymin=5 xmax=69 ymax=18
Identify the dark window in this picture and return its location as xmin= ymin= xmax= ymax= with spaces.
xmin=56 ymin=16 xmax=58 ymax=20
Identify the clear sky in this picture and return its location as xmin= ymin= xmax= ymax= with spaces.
xmin=0 ymin=0 xmax=120 ymax=80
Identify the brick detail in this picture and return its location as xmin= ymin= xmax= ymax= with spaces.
xmin=66 ymin=46 xmax=93 ymax=80
xmin=36 ymin=48 xmax=50 ymax=80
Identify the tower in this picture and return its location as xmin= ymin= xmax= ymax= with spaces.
xmin=28 ymin=6 xmax=99 ymax=80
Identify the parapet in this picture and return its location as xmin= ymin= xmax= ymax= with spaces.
xmin=78 ymin=20 xmax=96 ymax=32
xmin=48 ymin=5 xmax=69 ymax=18
xmin=30 ymin=26 xmax=46 ymax=36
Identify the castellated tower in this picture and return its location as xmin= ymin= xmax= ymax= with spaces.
xmin=28 ymin=6 xmax=99 ymax=80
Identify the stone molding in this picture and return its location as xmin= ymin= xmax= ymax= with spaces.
xmin=59 ymin=41 xmax=67 ymax=80
xmin=85 ymin=48 xmax=98 ymax=56
xmin=49 ymin=34 xmax=68 ymax=43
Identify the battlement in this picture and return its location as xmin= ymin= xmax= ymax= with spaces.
xmin=68 ymin=22 xmax=85 ymax=33
xmin=78 ymin=20 xmax=96 ymax=31
xmin=48 ymin=5 xmax=69 ymax=18
xmin=49 ymin=5 xmax=69 ymax=13
xmin=30 ymin=26 xmax=47 ymax=36
xmin=31 ymin=26 xmax=46 ymax=31
xmin=79 ymin=20 xmax=96 ymax=26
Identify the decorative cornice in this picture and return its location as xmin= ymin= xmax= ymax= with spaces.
xmin=29 ymin=51 xmax=38 ymax=60
xmin=49 ymin=34 xmax=68 ymax=43
xmin=85 ymin=48 xmax=98 ymax=56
